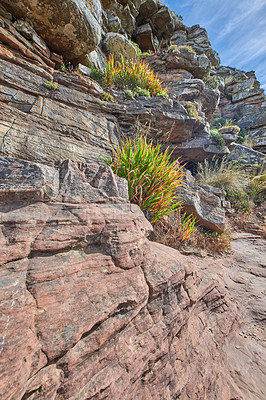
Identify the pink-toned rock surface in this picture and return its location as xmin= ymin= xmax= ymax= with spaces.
xmin=0 ymin=157 xmax=242 ymax=400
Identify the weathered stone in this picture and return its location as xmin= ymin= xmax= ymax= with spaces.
xmin=135 ymin=23 xmax=156 ymax=52
xmin=1 ymin=0 xmax=102 ymax=60
xmin=0 ymin=158 xmax=241 ymax=399
xmin=176 ymin=170 xmax=226 ymax=233
xmin=103 ymin=32 xmax=138 ymax=61
xmin=0 ymin=157 xmax=59 ymax=201
xmin=147 ymin=48 xmax=211 ymax=79
xmin=78 ymin=47 xmax=106 ymax=72
xmin=227 ymin=143 xmax=266 ymax=165
xmin=137 ymin=0 xmax=158 ymax=24
xmin=151 ymin=6 xmax=175 ymax=39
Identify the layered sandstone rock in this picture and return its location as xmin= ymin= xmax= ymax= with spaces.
xmin=0 ymin=157 xmax=239 ymax=399
xmin=215 ymin=66 xmax=266 ymax=154
xmin=1 ymin=0 xmax=102 ymax=60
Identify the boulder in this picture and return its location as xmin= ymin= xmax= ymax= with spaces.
xmin=137 ymin=0 xmax=158 ymax=24
xmin=151 ymin=6 xmax=175 ymax=39
xmin=176 ymin=170 xmax=226 ymax=233
xmin=78 ymin=48 xmax=106 ymax=72
xmin=135 ymin=23 xmax=156 ymax=52
xmin=103 ymin=32 xmax=138 ymax=61
xmin=1 ymin=0 xmax=102 ymax=60
xmin=147 ymin=48 xmax=211 ymax=79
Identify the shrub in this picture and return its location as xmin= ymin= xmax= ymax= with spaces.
xmin=152 ymin=209 xmax=197 ymax=247
xmin=211 ymin=116 xmax=232 ymax=129
xmin=226 ymin=189 xmax=253 ymax=213
xmin=124 ymin=89 xmax=135 ymax=99
xmin=210 ymin=129 xmax=226 ymax=150
xmin=100 ymin=91 xmax=117 ymax=103
xmin=235 ymin=128 xmax=248 ymax=144
xmin=177 ymin=45 xmax=196 ymax=54
xmin=134 ymin=86 xmax=151 ymax=97
xmin=196 ymin=157 xmax=248 ymax=192
xmin=90 ymin=65 xmax=104 ymax=85
xmin=203 ymin=75 xmax=219 ymax=90
xmin=168 ymin=45 xmax=178 ymax=52
xmin=185 ymin=102 xmax=200 ymax=120
xmin=103 ymin=136 xmax=184 ymax=222
xmin=43 ymin=80 xmax=58 ymax=90
xmin=103 ymin=55 xmax=167 ymax=97
xmin=248 ymin=174 xmax=266 ymax=203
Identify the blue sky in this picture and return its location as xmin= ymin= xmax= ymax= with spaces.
xmin=165 ymin=0 xmax=266 ymax=91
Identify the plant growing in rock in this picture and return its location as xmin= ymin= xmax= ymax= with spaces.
xmin=185 ymin=102 xmax=200 ymax=121
xmin=168 ymin=44 xmax=178 ymax=52
xmin=210 ymin=129 xmax=226 ymax=150
xmin=103 ymin=136 xmax=184 ymax=222
xmin=43 ymin=80 xmax=58 ymax=90
xmin=100 ymin=91 xmax=117 ymax=103
xmin=103 ymin=55 xmax=168 ymax=98
xmin=177 ymin=45 xmax=196 ymax=54
xmin=203 ymin=75 xmax=219 ymax=90
xmin=196 ymin=157 xmax=248 ymax=192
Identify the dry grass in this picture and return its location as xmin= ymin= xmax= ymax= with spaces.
xmin=152 ymin=210 xmax=232 ymax=255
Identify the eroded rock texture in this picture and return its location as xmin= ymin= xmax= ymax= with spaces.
xmin=0 ymin=158 xmax=239 ymax=400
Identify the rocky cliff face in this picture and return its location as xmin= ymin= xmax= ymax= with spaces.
xmin=0 ymin=1 xmax=265 ymax=399
xmin=0 ymin=157 xmax=239 ymax=400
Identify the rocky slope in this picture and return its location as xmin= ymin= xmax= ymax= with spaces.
xmin=0 ymin=1 xmax=265 ymax=399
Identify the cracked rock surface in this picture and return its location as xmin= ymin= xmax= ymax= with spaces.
xmin=0 ymin=158 xmax=240 ymax=399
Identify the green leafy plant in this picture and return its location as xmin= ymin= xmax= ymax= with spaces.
xmin=124 ymin=89 xmax=135 ymax=99
xmin=103 ymin=136 xmax=184 ymax=222
xmin=90 ymin=65 xmax=104 ymax=85
xmin=185 ymin=102 xmax=200 ymax=121
xmin=177 ymin=45 xmax=196 ymax=54
xmin=134 ymin=86 xmax=151 ymax=97
xmin=168 ymin=45 xmax=178 ymax=52
xmin=181 ymin=212 xmax=197 ymax=242
xmin=235 ymin=128 xmax=248 ymax=144
xmin=43 ymin=80 xmax=58 ymax=90
xmin=105 ymin=55 xmax=168 ymax=97
xmin=100 ymin=91 xmax=117 ymax=103
xmin=211 ymin=129 xmax=226 ymax=150
xmin=226 ymin=189 xmax=252 ymax=213
xmin=60 ymin=63 xmax=66 ymax=72
xmin=203 ymin=75 xmax=219 ymax=90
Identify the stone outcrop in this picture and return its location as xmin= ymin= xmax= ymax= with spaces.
xmin=0 ymin=157 xmax=239 ymax=399
xmin=176 ymin=170 xmax=227 ymax=233
xmin=1 ymin=0 xmax=103 ymax=60
xmin=215 ymin=66 xmax=266 ymax=154
xmin=0 ymin=2 xmax=265 ymax=399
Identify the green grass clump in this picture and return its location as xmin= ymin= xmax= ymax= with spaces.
xmin=104 ymin=136 xmax=184 ymax=222
xmin=185 ymin=102 xmax=200 ymax=120
xmin=100 ymin=91 xmax=117 ymax=103
xmin=168 ymin=45 xmax=178 ymax=52
xmin=203 ymin=75 xmax=219 ymax=90
xmin=43 ymin=80 xmax=58 ymax=90
xmin=104 ymin=55 xmax=167 ymax=97
xmin=90 ymin=65 xmax=104 ymax=85
xmin=196 ymin=157 xmax=248 ymax=192
xmin=178 ymin=45 xmax=196 ymax=54
xmin=248 ymin=174 xmax=266 ymax=203
xmin=211 ymin=129 xmax=226 ymax=150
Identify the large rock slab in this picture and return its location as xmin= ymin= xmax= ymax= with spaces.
xmin=1 ymin=0 xmax=102 ymax=60
xmin=103 ymin=32 xmax=138 ymax=62
xmin=0 ymin=157 xmax=240 ymax=399
xmin=176 ymin=170 xmax=226 ymax=233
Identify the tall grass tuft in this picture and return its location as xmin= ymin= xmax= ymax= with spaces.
xmin=104 ymin=136 xmax=184 ymax=222
xmin=103 ymin=55 xmax=167 ymax=97
xmin=196 ymin=157 xmax=248 ymax=192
